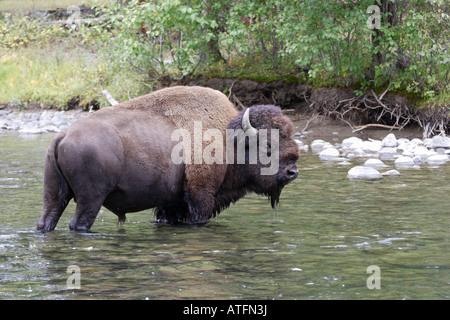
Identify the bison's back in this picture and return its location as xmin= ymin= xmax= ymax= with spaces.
xmin=120 ymin=86 xmax=238 ymax=132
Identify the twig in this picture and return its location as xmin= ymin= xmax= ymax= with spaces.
xmin=301 ymin=112 xmax=319 ymax=132
xmin=101 ymin=89 xmax=119 ymax=106
xmin=232 ymin=94 xmax=245 ymax=110
xmin=228 ymin=80 xmax=237 ymax=98
xmin=379 ymin=83 xmax=391 ymax=100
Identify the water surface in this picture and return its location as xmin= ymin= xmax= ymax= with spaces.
xmin=0 ymin=132 xmax=448 ymax=299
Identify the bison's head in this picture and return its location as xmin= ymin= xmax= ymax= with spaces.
xmin=227 ymin=105 xmax=300 ymax=207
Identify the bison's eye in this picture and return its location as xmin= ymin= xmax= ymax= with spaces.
xmin=285 ymin=155 xmax=298 ymax=163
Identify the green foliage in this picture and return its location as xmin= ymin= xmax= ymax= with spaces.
xmin=0 ymin=14 xmax=67 ymax=49
xmin=82 ymin=0 xmax=232 ymax=80
xmin=84 ymin=0 xmax=448 ymax=104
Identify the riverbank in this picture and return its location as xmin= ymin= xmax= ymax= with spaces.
xmin=0 ymin=108 xmax=87 ymax=134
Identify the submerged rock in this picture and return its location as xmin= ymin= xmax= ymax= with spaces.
xmin=347 ymin=166 xmax=382 ymax=180
xmin=382 ymin=169 xmax=401 ymax=176
xmin=364 ymin=158 xmax=387 ymax=168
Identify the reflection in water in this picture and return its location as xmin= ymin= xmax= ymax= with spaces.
xmin=0 ymin=132 xmax=449 ymax=299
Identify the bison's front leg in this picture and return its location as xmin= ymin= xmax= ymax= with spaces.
xmin=184 ymin=190 xmax=215 ymax=224
xmin=183 ymin=160 xmax=227 ymax=224
xmin=154 ymin=205 xmax=188 ymax=224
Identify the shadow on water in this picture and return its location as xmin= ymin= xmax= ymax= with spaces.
xmin=0 ymin=132 xmax=449 ymax=299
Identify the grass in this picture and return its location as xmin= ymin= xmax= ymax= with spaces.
xmin=0 ymin=37 xmax=148 ymax=109
xmin=0 ymin=0 xmax=86 ymax=11
xmin=0 ymin=0 xmax=150 ymax=110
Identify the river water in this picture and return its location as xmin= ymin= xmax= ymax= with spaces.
xmin=0 ymin=131 xmax=448 ymax=300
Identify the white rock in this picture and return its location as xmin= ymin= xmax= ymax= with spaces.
xmin=402 ymin=150 xmax=414 ymax=158
xmin=412 ymin=156 xmax=422 ymax=164
xmin=382 ymin=169 xmax=400 ymax=176
xmin=311 ymin=140 xmax=325 ymax=153
xmin=413 ymin=146 xmax=436 ymax=159
xmin=411 ymin=138 xmax=423 ymax=145
xmin=319 ymin=148 xmax=340 ymax=160
xmin=347 ymin=166 xmax=382 ymax=180
xmin=379 ymin=147 xmax=398 ymax=160
xmin=426 ymin=154 xmax=449 ymax=165
xmin=395 ymin=156 xmax=415 ymax=167
xmin=19 ymin=127 xmax=45 ymax=134
xmin=40 ymin=125 xmax=60 ymax=133
xmin=381 ymin=133 xmax=398 ymax=147
xmin=364 ymin=158 xmax=387 ymax=168
xmin=423 ymin=138 xmax=433 ymax=148
xmin=431 ymin=135 xmax=450 ymax=148
xmin=342 ymin=137 xmax=363 ymax=148
xmin=397 ymin=141 xmax=412 ymax=152
xmin=361 ymin=140 xmax=382 ymax=154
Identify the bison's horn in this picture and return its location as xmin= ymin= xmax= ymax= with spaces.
xmin=242 ymin=108 xmax=258 ymax=136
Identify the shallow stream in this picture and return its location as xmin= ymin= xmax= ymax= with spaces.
xmin=0 ymin=132 xmax=448 ymax=299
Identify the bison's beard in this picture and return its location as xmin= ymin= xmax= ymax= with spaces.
xmin=269 ymin=186 xmax=283 ymax=208
xmin=253 ymin=175 xmax=288 ymax=209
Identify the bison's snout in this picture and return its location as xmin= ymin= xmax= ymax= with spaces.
xmin=284 ymin=165 xmax=298 ymax=182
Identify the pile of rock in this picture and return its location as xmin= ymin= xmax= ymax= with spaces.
xmin=297 ymin=133 xmax=450 ymax=180
xmin=0 ymin=110 xmax=87 ymax=134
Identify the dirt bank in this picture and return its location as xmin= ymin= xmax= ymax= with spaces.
xmin=185 ymin=77 xmax=449 ymax=138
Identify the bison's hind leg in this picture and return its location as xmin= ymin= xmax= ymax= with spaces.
xmin=69 ymin=195 xmax=107 ymax=232
xmin=37 ymin=134 xmax=74 ymax=232
xmin=38 ymin=190 xmax=73 ymax=232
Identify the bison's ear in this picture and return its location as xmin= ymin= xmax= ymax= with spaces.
xmin=242 ymin=108 xmax=258 ymax=137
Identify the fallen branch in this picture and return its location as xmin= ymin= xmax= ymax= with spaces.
xmin=44 ymin=17 xmax=108 ymax=25
xmin=352 ymin=123 xmax=402 ymax=133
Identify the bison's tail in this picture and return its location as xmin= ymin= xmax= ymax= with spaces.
xmin=37 ymin=132 xmax=73 ymax=232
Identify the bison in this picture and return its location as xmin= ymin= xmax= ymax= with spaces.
xmin=37 ymin=86 xmax=299 ymax=232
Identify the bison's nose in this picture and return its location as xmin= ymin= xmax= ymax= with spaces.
xmin=286 ymin=168 xmax=298 ymax=180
